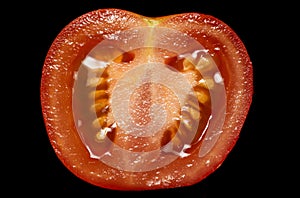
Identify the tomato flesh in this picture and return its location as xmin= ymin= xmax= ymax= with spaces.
xmin=40 ymin=8 xmax=253 ymax=191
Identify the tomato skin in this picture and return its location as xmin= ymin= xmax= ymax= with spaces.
xmin=40 ymin=8 xmax=253 ymax=191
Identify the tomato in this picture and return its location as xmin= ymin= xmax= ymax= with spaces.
xmin=40 ymin=8 xmax=253 ymax=191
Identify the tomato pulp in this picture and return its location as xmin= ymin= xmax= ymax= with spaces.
xmin=40 ymin=8 xmax=253 ymax=191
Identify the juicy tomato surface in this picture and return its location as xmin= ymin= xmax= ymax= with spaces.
xmin=40 ymin=8 xmax=253 ymax=191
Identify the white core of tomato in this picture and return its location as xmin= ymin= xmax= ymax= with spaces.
xmin=111 ymin=62 xmax=197 ymax=137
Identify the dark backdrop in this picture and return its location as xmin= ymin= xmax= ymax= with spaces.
xmin=12 ymin=0 xmax=286 ymax=196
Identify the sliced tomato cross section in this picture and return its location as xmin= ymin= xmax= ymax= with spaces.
xmin=40 ymin=8 xmax=253 ymax=191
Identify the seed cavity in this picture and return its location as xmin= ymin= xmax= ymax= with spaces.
xmin=87 ymin=49 xmax=212 ymax=154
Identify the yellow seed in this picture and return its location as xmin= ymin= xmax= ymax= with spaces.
xmin=87 ymin=77 xmax=100 ymax=87
xmin=183 ymin=59 xmax=195 ymax=71
xmin=87 ymin=76 xmax=107 ymax=87
xmin=97 ymin=77 xmax=106 ymax=86
xmin=89 ymin=90 xmax=108 ymax=99
xmin=92 ymin=116 xmax=107 ymax=128
xmin=188 ymin=97 xmax=200 ymax=110
xmin=199 ymin=78 xmax=214 ymax=89
xmin=95 ymin=131 xmax=105 ymax=141
xmin=195 ymin=90 xmax=209 ymax=104
xmin=189 ymin=107 xmax=201 ymax=120
xmin=196 ymin=56 xmax=211 ymax=69
xmin=91 ymin=99 xmax=108 ymax=112
xmin=182 ymin=118 xmax=193 ymax=131
xmin=95 ymin=127 xmax=111 ymax=141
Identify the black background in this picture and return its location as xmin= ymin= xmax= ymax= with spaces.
xmin=9 ymin=0 xmax=290 ymax=196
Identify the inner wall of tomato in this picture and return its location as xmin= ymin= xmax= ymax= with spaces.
xmin=72 ymin=26 xmax=226 ymax=172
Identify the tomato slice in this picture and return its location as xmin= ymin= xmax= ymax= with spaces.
xmin=40 ymin=8 xmax=253 ymax=191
